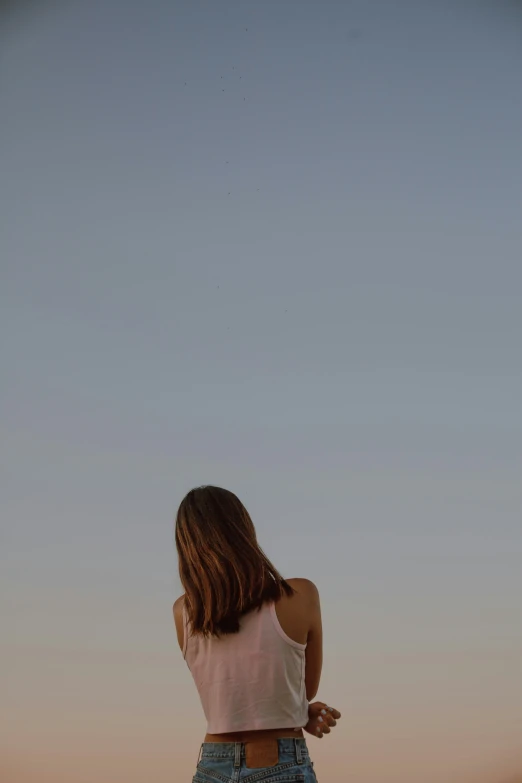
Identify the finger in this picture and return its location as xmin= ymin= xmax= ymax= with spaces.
xmin=318 ymin=717 xmax=331 ymax=734
xmin=320 ymin=709 xmax=337 ymax=726
xmin=326 ymin=707 xmax=341 ymax=719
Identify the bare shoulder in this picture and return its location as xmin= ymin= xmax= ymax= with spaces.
xmin=286 ymin=578 xmax=320 ymax=614
xmin=280 ymin=578 xmax=320 ymax=646
xmin=287 ymin=577 xmax=319 ymax=600
xmin=173 ymin=594 xmax=185 ymax=652
xmin=173 ymin=593 xmax=185 ymax=621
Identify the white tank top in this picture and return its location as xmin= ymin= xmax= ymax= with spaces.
xmin=182 ymin=599 xmax=309 ymax=733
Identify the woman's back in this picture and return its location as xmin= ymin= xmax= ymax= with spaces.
xmin=174 ymin=576 xmax=323 ymax=711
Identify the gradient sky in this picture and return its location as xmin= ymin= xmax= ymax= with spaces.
xmin=1 ymin=2 xmax=521 ymax=782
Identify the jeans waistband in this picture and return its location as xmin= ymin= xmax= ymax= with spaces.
xmin=197 ymin=736 xmax=309 ymax=770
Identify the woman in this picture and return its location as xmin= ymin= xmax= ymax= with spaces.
xmin=173 ymin=485 xmax=341 ymax=782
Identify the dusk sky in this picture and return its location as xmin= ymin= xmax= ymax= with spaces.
xmin=1 ymin=2 xmax=521 ymax=782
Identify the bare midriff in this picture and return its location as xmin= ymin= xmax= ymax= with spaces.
xmin=204 ymin=727 xmax=304 ymax=743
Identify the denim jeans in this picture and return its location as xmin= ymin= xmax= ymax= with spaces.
xmin=192 ymin=737 xmax=318 ymax=782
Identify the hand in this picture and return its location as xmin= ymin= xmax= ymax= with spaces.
xmin=303 ymin=701 xmax=341 ymax=739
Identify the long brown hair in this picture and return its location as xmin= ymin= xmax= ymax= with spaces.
xmin=175 ymin=485 xmax=296 ymax=638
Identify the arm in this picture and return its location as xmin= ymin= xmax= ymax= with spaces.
xmin=303 ymin=579 xmax=323 ymax=701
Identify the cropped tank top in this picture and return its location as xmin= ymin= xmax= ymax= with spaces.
xmin=182 ymin=599 xmax=309 ymax=733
